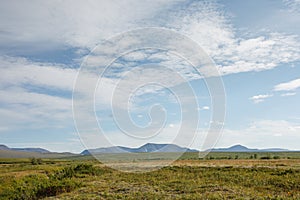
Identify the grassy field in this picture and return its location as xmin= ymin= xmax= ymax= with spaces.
xmin=1 ymin=152 xmax=300 ymax=199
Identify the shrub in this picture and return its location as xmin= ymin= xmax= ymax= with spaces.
xmin=2 ymin=167 xmax=82 ymax=199
xmin=30 ymin=158 xmax=42 ymax=165
xmin=30 ymin=157 xmax=38 ymax=165
xmin=36 ymin=158 xmax=42 ymax=164
xmin=74 ymin=163 xmax=95 ymax=175
xmin=1 ymin=174 xmax=75 ymax=199
xmin=260 ymin=156 xmax=271 ymax=160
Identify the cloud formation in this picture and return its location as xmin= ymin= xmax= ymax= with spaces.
xmin=0 ymin=0 xmax=179 ymax=50
xmin=274 ymin=78 xmax=300 ymax=91
xmin=161 ymin=1 xmax=300 ymax=76
xmin=249 ymin=94 xmax=273 ymax=104
xmin=219 ymin=119 xmax=300 ymax=150
xmin=283 ymin=0 xmax=300 ymax=13
xmin=281 ymin=92 xmax=296 ymax=96
xmin=1 ymin=0 xmax=300 ymax=76
xmin=1 ymin=1 xmax=300 ymax=151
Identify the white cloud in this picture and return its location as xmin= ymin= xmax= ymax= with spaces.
xmin=165 ymin=1 xmax=300 ymax=75
xmin=274 ymin=78 xmax=300 ymax=91
xmin=283 ymin=0 xmax=300 ymax=13
xmin=0 ymin=56 xmax=77 ymax=131
xmin=91 ymin=50 xmax=202 ymax=110
xmin=217 ymin=120 xmax=300 ymax=150
xmin=0 ymin=0 xmax=179 ymax=50
xmin=0 ymin=56 xmax=116 ymax=134
xmin=202 ymin=106 xmax=210 ymax=110
xmin=214 ymin=33 xmax=300 ymax=75
xmin=281 ymin=92 xmax=297 ymax=96
xmin=197 ymin=106 xmax=210 ymax=111
xmin=0 ymin=89 xmax=71 ymax=112
xmin=0 ymin=56 xmax=76 ymax=91
xmin=249 ymin=94 xmax=273 ymax=103
xmin=0 ymin=89 xmax=74 ymax=133
xmin=1 ymin=1 xmax=299 ymax=77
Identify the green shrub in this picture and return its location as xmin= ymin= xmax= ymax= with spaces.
xmin=30 ymin=157 xmax=38 ymax=165
xmin=30 ymin=158 xmax=42 ymax=165
xmin=1 ymin=167 xmax=82 ymax=199
xmin=52 ymin=165 xmax=76 ymax=180
xmin=74 ymin=163 xmax=95 ymax=174
xmin=260 ymin=156 xmax=271 ymax=160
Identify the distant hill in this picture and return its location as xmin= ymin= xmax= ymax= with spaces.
xmin=11 ymin=147 xmax=50 ymax=153
xmin=0 ymin=145 xmax=9 ymax=150
xmin=0 ymin=143 xmax=292 ymax=158
xmin=81 ymin=143 xmax=292 ymax=155
xmin=0 ymin=149 xmax=76 ymax=158
xmin=0 ymin=144 xmax=76 ymax=158
xmin=0 ymin=144 xmax=50 ymax=153
xmin=210 ymin=144 xmax=289 ymax=152
xmin=81 ymin=143 xmax=198 ymax=155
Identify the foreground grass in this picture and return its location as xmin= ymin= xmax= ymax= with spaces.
xmin=0 ymin=157 xmax=300 ymax=199
xmin=52 ymin=164 xmax=300 ymax=199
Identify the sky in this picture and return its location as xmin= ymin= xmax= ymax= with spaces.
xmin=0 ymin=0 xmax=300 ymax=153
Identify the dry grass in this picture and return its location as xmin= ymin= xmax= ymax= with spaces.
xmin=1 ymin=156 xmax=300 ymax=199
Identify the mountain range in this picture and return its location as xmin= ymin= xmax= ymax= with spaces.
xmin=80 ymin=143 xmax=198 ymax=155
xmin=0 ymin=143 xmax=293 ymax=158
xmin=0 ymin=144 xmax=50 ymax=153
xmin=81 ymin=143 xmax=290 ymax=155
xmin=0 ymin=144 xmax=75 ymax=158
xmin=209 ymin=144 xmax=289 ymax=152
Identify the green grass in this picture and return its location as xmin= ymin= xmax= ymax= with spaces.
xmin=59 ymin=151 xmax=300 ymax=164
xmin=180 ymin=151 xmax=300 ymax=160
xmin=1 ymin=153 xmax=300 ymax=199
xmin=0 ymin=163 xmax=108 ymax=199
xmin=50 ymin=161 xmax=300 ymax=199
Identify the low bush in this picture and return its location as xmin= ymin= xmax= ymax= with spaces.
xmin=0 ymin=163 xmax=110 ymax=199
xmin=0 ymin=165 xmax=91 ymax=199
xmin=260 ymin=156 xmax=271 ymax=160
xmin=30 ymin=158 xmax=42 ymax=165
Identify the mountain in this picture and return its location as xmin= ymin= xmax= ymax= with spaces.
xmin=81 ymin=143 xmax=198 ymax=155
xmin=210 ymin=145 xmax=257 ymax=152
xmin=81 ymin=143 xmax=292 ymax=155
xmin=259 ymin=148 xmax=291 ymax=152
xmin=11 ymin=148 xmax=50 ymax=153
xmin=0 ymin=145 xmax=9 ymax=150
xmin=0 ymin=144 xmax=51 ymax=153
xmin=1 ymin=143 xmax=291 ymax=158
xmin=80 ymin=146 xmax=130 ymax=155
xmin=0 ymin=144 xmax=50 ymax=153
xmin=0 ymin=144 xmax=76 ymax=158
xmin=210 ymin=144 xmax=289 ymax=152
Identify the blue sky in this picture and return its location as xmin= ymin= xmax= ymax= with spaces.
xmin=0 ymin=0 xmax=300 ymax=153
